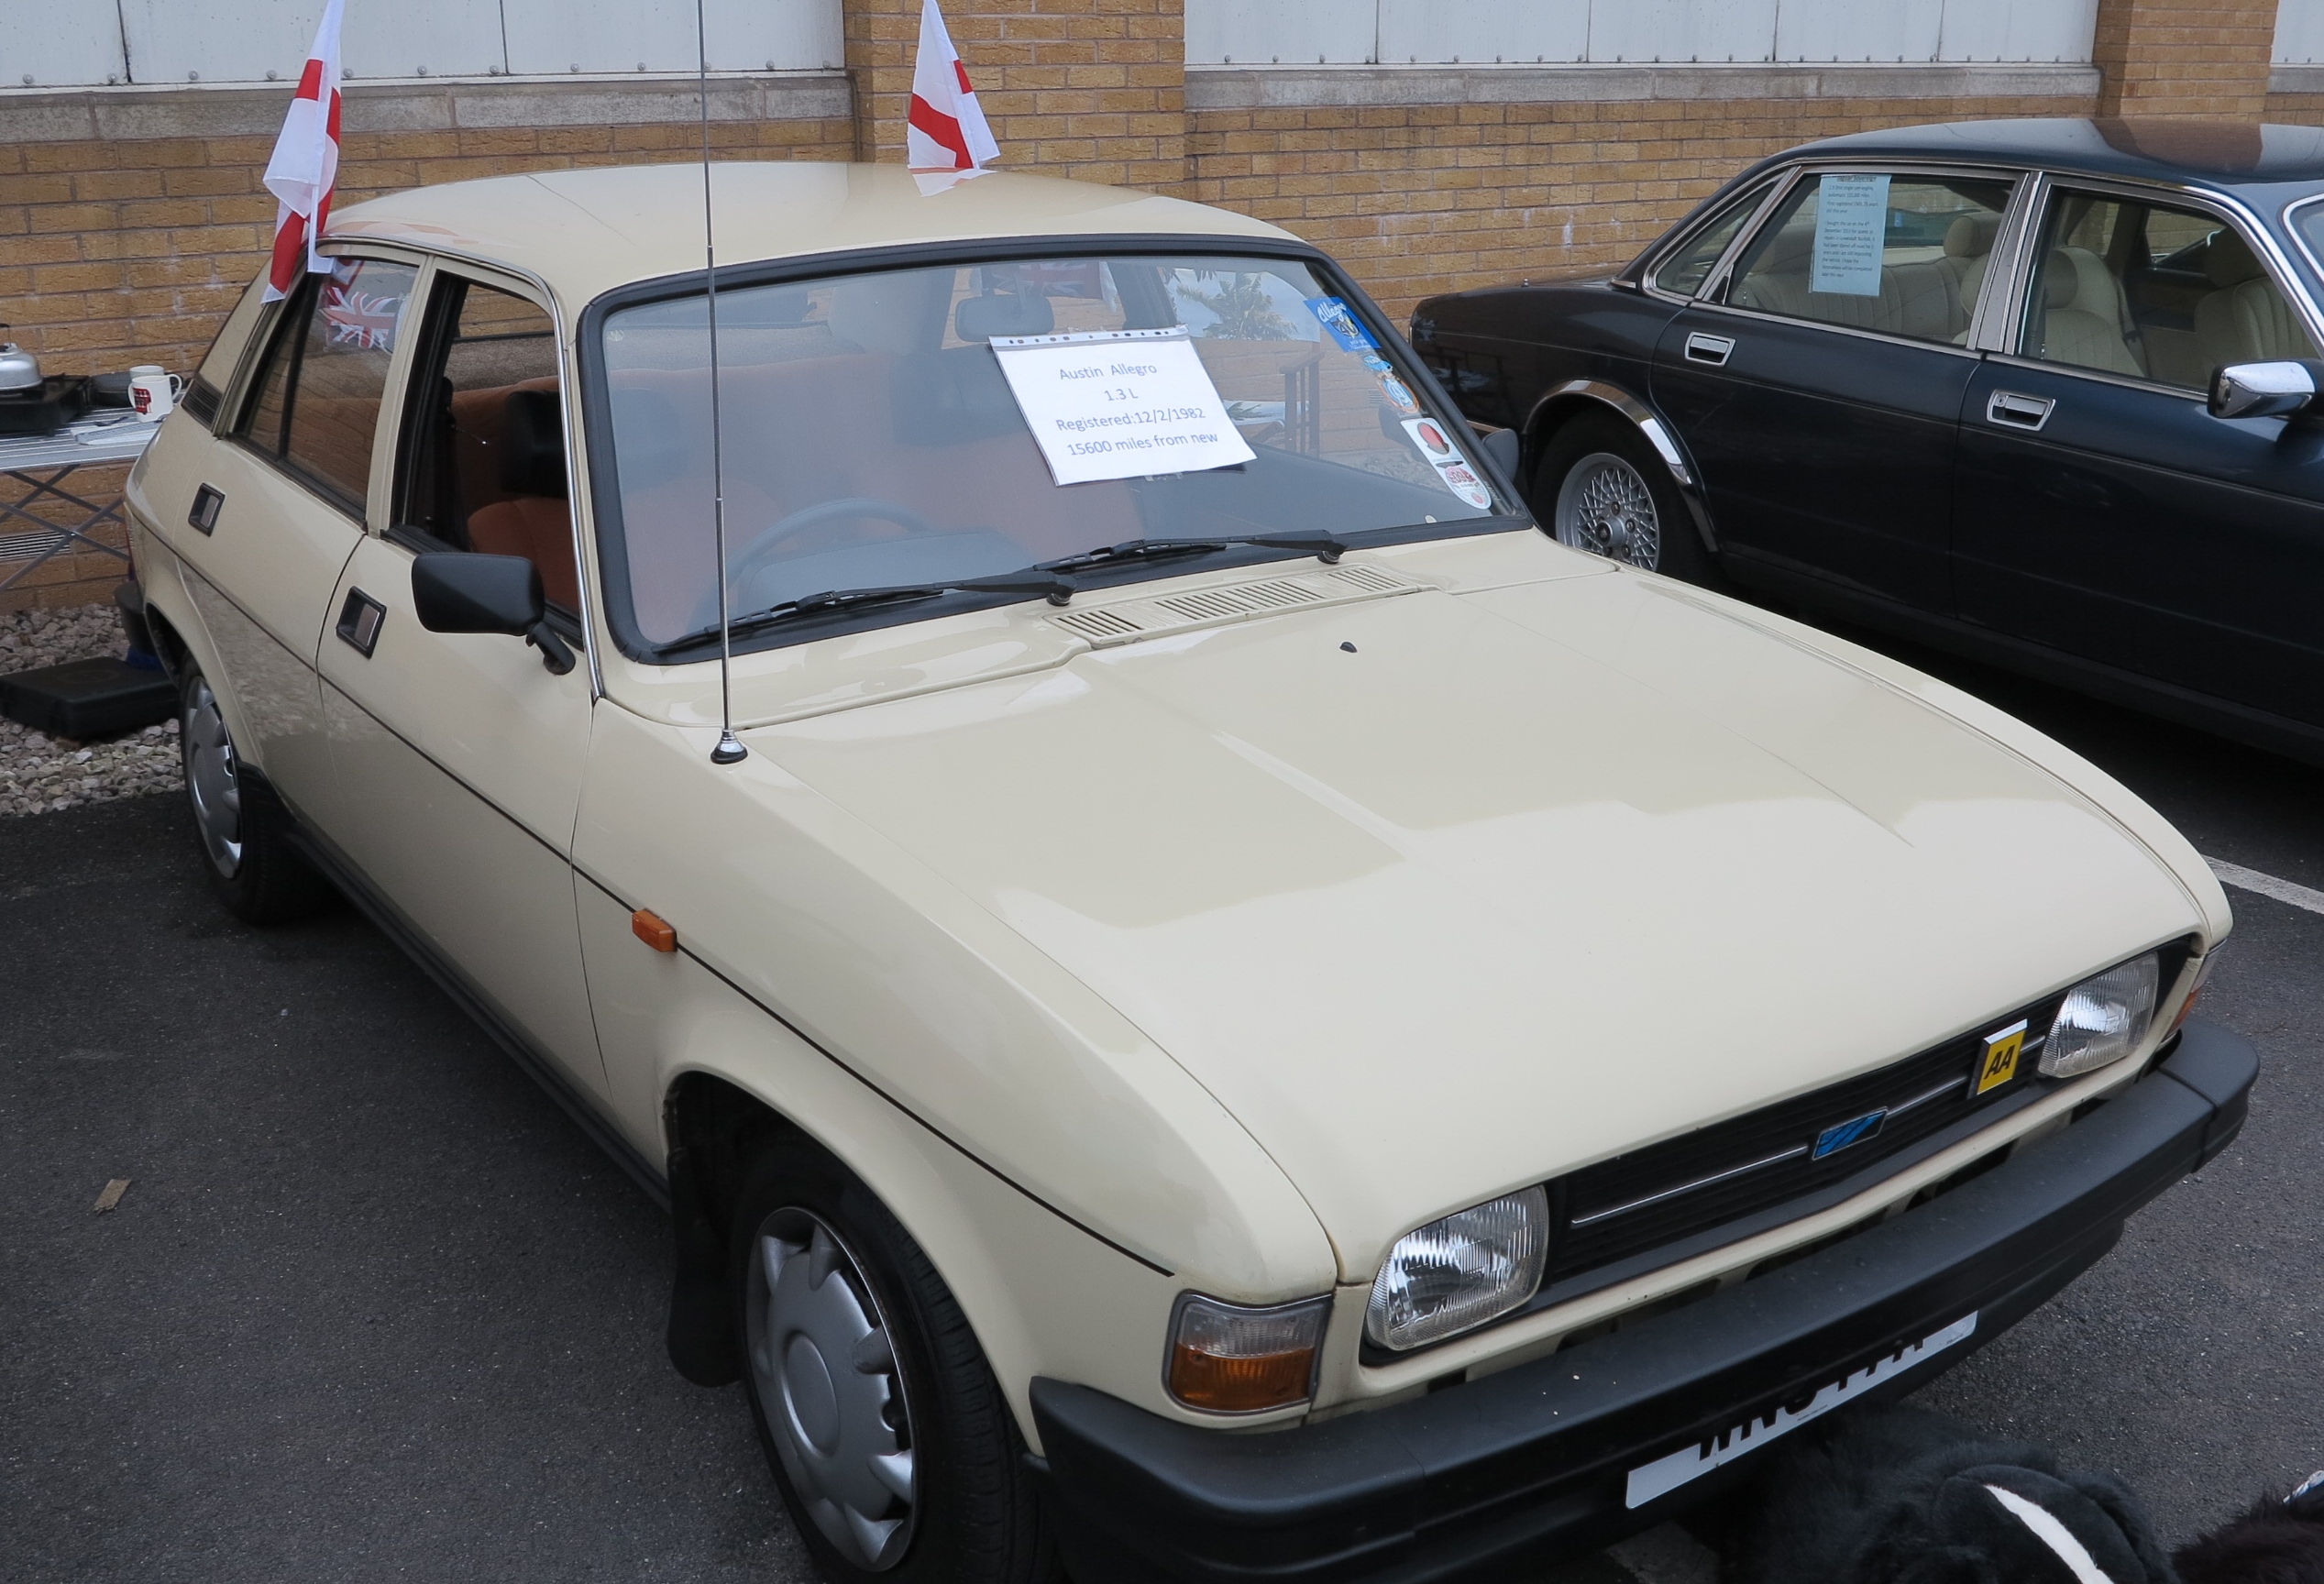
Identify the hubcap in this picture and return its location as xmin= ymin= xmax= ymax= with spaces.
xmin=747 ymin=1210 xmax=917 ymax=1571
xmin=1553 ymin=453 xmax=1662 ymax=569
xmin=182 ymin=677 xmax=243 ymax=878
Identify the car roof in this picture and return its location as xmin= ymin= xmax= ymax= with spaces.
xmin=326 ymin=161 xmax=1299 ymax=311
xmin=1777 ymin=117 xmax=2324 ymax=196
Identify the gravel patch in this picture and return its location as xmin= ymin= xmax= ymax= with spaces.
xmin=0 ymin=604 xmax=180 ymax=820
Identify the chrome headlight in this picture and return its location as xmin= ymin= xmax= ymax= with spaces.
xmin=1365 ymin=1186 xmax=1548 ymax=1352
xmin=2039 ymin=952 xmax=2160 ymax=1079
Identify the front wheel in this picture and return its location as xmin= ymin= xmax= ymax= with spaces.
xmin=1532 ymin=412 xmax=1716 ymax=585
xmin=732 ymin=1141 xmax=1055 ymax=1583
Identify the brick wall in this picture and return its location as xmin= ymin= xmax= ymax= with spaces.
xmin=843 ymin=0 xmax=1186 ymax=189
xmin=2093 ymin=0 xmax=2278 ymax=118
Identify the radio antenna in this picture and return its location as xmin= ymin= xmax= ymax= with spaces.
xmin=698 ymin=0 xmax=745 ymax=765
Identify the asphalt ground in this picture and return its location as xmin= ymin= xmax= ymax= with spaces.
xmin=3 ymin=630 xmax=2319 ymax=1583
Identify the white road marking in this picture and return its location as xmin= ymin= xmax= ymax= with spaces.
xmin=2206 ymin=857 xmax=2324 ymax=918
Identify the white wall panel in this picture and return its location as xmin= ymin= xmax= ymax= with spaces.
xmin=1376 ymin=0 xmax=1588 ymax=65
xmin=2278 ymin=0 xmax=2324 ymax=64
xmin=1186 ymin=0 xmax=1375 ymax=65
xmin=1187 ymin=0 xmax=2098 ymax=67
xmin=501 ymin=0 xmax=842 ymax=75
xmin=1775 ymin=0 xmax=1944 ymax=62
xmin=119 ymin=0 xmax=504 ymax=82
xmin=1586 ymin=0 xmax=1780 ymax=63
xmin=11 ymin=0 xmax=129 ymax=87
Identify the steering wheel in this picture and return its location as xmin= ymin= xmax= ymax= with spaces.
xmin=729 ymin=498 xmax=936 ymax=588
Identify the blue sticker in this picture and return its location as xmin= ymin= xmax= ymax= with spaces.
xmin=1305 ymin=295 xmax=1378 ymax=353
xmin=1376 ymin=373 xmax=1418 ymax=413
xmin=1360 ymin=353 xmax=1392 ymax=372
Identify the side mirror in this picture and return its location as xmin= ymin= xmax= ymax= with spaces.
xmin=2208 ymin=359 xmax=2324 ymax=421
xmin=1475 ymin=424 xmax=1522 ymax=482
xmin=411 ymin=552 xmax=575 ymax=675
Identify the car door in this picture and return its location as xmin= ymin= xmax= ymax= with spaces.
xmin=316 ymin=262 xmax=609 ymax=1101
xmin=170 ymin=257 xmax=421 ymax=808
xmin=1954 ymin=183 xmax=2324 ymax=727
xmin=1650 ymin=166 xmax=2018 ymax=611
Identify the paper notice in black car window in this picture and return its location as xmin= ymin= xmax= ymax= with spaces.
xmin=990 ymin=325 xmax=1256 ymax=486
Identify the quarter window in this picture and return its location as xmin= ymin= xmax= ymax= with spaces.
xmin=1724 ymin=173 xmax=2014 ymax=345
xmin=1652 ymin=183 xmax=1768 ymax=297
xmin=2017 ymin=192 xmax=2317 ymax=389
xmin=237 ymin=257 xmax=419 ymax=514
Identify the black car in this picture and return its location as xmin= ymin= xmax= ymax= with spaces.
xmin=1412 ymin=119 xmax=2324 ymax=764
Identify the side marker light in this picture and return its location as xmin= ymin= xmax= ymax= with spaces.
xmin=632 ymin=908 xmax=677 ymax=952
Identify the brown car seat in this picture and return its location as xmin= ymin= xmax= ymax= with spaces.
xmin=465 ymin=388 xmax=580 ymax=610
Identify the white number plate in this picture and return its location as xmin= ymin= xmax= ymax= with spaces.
xmin=1623 ymin=1311 xmax=1978 ymax=1508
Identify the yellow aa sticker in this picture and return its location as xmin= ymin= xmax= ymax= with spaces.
xmin=1976 ymin=1020 xmax=2029 ymax=1094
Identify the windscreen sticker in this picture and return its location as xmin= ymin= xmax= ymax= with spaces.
xmin=1402 ymin=417 xmax=1492 ymax=509
xmin=1305 ymin=295 xmax=1380 ymax=353
xmin=1363 ymin=352 xmax=1421 ymax=413
xmin=1811 ymin=172 xmax=1889 ymax=297
xmin=989 ymin=325 xmax=1258 ymax=487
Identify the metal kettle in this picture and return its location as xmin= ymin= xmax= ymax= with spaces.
xmin=0 ymin=326 xmax=41 ymax=393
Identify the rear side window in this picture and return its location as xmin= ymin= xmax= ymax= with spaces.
xmin=1652 ymin=184 xmax=1768 ymax=297
xmin=1724 ymin=173 xmax=2014 ymax=345
xmin=237 ymin=257 xmax=420 ymax=516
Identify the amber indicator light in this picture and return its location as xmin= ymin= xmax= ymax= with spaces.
xmin=1167 ymin=1341 xmax=1317 ymax=1414
xmin=632 ymin=908 xmax=677 ymax=952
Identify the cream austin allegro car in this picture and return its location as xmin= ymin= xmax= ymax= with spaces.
xmin=119 ymin=163 xmax=2257 ymax=1584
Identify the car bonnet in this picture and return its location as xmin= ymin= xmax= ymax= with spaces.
xmin=751 ymin=550 xmax=2207 ymax=1279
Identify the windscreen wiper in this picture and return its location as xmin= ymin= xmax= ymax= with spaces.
xmin=1040 ymin=530 xmax=1354 ymax=574
xmin=666 ymin=571 xmax=1075 ymax=651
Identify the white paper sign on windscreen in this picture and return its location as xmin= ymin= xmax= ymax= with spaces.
xmin=1811 ymin=172 xmax=1890 ymax=298
xmin=989 ymin=325 xmax=1257 ymax=486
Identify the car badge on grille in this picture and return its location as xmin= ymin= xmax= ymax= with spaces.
xmin=1975 ymin=1018 xmax=2030 ymax=1095
xmin=1812 ymin=1108 xmax=1889 ymax=1160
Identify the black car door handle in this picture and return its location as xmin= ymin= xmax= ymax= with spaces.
xmin=1987 ymin=390 xmax=2055 ymax=432
xmin=1684 ymin=332 xmax=1735 ymax=367
xmin=188 ymin=483 xmax=225 ymax=535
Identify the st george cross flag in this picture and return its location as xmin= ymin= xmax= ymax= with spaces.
xmin=906 ymin=0 xmax=999 ymax=172
xmin=262 ymin=0 xmax=346 ymax=302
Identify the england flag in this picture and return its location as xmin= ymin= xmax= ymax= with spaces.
xmin=906 ymin=0 xmax=1000 ymax=173
xmin=261 ymin=0 xmax=346 ymax=302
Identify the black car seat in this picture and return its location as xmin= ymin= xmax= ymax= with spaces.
xmin=2031 ymin=248 xmax=2144 ymax=377
xmin=2195 ymin=229 xmax=2318 ymax=369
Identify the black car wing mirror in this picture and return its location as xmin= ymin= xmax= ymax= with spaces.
xmin=2208 ymin=358 xmax=2324 ymax=421
xmin=410 ymin=552 xmax=576 ymax=675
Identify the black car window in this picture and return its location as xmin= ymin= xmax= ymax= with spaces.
xmin=1652 ymin=183 xmax=1769 ymax=297
xmin=1724 ymin=174 xmax=2013 ymax=345
xmin=236 ymin=257 xmax=420 ymax=518
xmin=2018 ymin=190 xmax=2316 ymax=390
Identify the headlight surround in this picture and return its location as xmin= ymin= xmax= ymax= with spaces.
xmin=2039 ymin=952 xmax=2160 ymax=1079
xmin=1365 ymin=1185 xmax=1549 ymax=1353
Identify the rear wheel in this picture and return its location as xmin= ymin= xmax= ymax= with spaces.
xmin=180 ymin=669 xmax=329 ymax=924
xmin=1532 ymin=412 xmax=1716 ymax=585
xmin=732 ymin=1141 xmax=1055 ymax=1583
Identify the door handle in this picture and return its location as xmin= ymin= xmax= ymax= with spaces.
xmin=1684 ymin=332 xmax=1735 ymax=368
xmin=336 ymin=588 xmax=386 ymax=657
xmin=188 ymin=483 xmax=225 ymax=535
xmin=1987 ymin=390 xmax=2055 ymax=432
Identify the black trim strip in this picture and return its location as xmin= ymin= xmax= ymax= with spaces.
xmin=572 ymin=866 xmax=1174 ymax=1278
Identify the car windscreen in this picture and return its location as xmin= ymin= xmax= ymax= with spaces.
xmin=592 ymin=253 xmax=1512 ymax=652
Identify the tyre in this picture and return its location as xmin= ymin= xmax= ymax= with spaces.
xmin=1532 ymin=411 xmax=1718 ymax=585
xmin=180 ymin=668 xmax=330 ymax=924
xmin=732 ymin=1140 xmax=1055 ymax=1584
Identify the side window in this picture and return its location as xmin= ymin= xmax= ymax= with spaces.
xmin=1652 ymin=183 xmax=1769 ymax=297
xmin=2018 ymin=191 xmax=2318 ymax=389
xmin=397 ymin=278 xmax=577 ymax=612
xmin=236 ymin=257 xmax=419 ymax=514
xmin=1724 ymin=173 xmax=2014 ymax=345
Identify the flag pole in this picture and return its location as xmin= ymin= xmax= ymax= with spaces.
xmin=698 ymin=0 xmax=746 ymax=766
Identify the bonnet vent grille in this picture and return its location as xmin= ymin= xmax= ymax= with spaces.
xmin=1050 ymin=562 xmax=1429 ymax=648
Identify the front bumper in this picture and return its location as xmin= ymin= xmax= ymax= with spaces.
xmin=1030 ymin=1019 xmax=2256 ymax=1583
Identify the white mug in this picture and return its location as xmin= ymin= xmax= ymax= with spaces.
xmin=128 ymin=365 xmax=183 ymax=421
